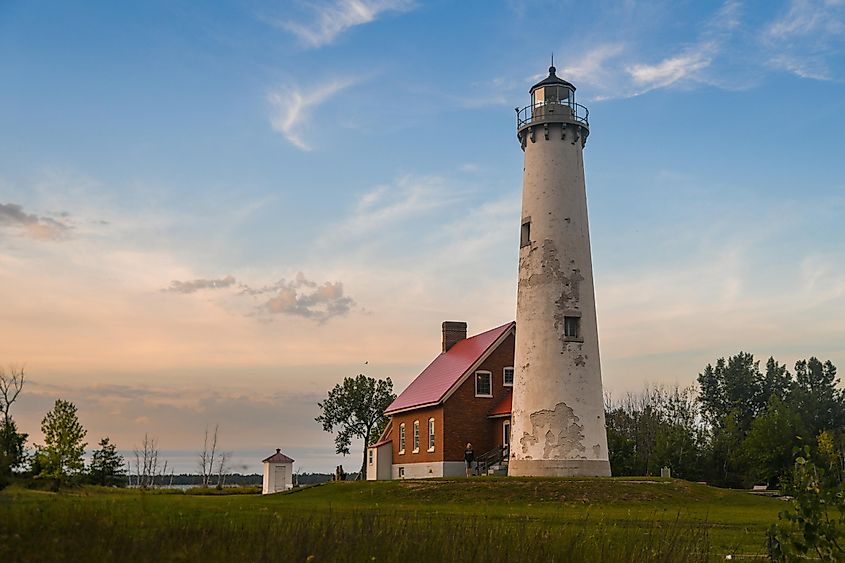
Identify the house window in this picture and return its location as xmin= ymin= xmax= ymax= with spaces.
xmin=503 ymin=367 xmax=514 ymax=387
xmin=564 ymin=316 xmax=580 ymax=339
xmin=475 ymin=371 xmax=492 ymax=397
xmin=412 ymin=420 xmax=420 ymax=452
xmin=368 ymin=449 xmax=373 ymax=465
xmin=503 ymin=420 xmax=511 ymax=447
xmin=398 ymin=467 xmax=405 ymax=478
xmin=428 ymin=418 xmax=435 ymax=452
xmin=520 ymin=220 xmax=531 ymax=247
xmin=399 ymin=423 xmax=406 ymax=454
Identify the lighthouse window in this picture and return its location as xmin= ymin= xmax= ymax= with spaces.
xmin=520 ymin=221 xmax=531 ymax=247
xmin=475 ymin=371 xmax=493 ymax=397
xmin=564 ymin=316 xmax=580 ymax=338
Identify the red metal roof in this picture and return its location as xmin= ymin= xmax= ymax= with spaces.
xmin=489 ymin=390 xmax=512 ymax=417
xmin=385 ymin=322 xmax=515 ymax=414
xmin=262 ymin=449 xmax=295 ymax=463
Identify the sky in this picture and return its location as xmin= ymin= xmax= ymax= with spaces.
xmin=1 ymin=0 xmax=844 ymax=474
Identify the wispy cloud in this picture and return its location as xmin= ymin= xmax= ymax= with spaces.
xmin=626 ymin=46 xmax=714 ymax=91
xmin=767 ymin=0 xmax=845 ymax=39
xmin=165 ymin=276 xmax=237 ymax=294
xmin=763 ymin=0 xmax=845 ymax=81
xmin=268 ymin=79 xmax=356 ymax=150
xmin=325 ymin=174 xmax=464 ymax=242
xmin=0 ymin=202 xmax=71 ymax=241
xmin=273 ymin=0 xmax=416 ymax=48
xmin=560 ymin=43 xmax=628 ymax=88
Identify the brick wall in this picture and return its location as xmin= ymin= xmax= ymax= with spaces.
xmin=442 ymin=333 xmax=515 ymax=461
xmin=390 ymin=405 xmax=444 ymax=465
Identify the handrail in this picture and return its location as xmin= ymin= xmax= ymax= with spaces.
xmin=476 ymin=444 xmax=508 ymax=475
xmin=516 ymin=100 xmax=589 ymax=129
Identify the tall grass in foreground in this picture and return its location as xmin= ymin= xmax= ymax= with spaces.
xmin=1 ymin=496 xmax=712 ymax=562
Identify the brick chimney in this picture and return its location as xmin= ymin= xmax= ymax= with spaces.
xmin=442 ymin=321 xmax=467 ymax=352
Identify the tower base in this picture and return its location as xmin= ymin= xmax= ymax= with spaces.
xmin=508 ymin=458 xmax=611 ymax=477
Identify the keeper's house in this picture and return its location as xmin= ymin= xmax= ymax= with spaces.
xmin=367 ymin=321 xmax=514 ymax=480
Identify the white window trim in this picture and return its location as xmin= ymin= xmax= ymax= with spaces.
xmin=427 ymin=418 xmax=435 ymax=452
xmin=475 ymin=370 xmax=493 ymax=398
xmin=503 ymin=366 xmax=514 ymax=387
xmin=412 ymin=420 xmax=420 ymax=453
xmin=399 ymin=423 xmax=406 ymax=455
xmin=503 ymin=420 xmax=511 ymax=447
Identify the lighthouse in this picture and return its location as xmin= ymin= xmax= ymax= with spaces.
xmin=508 ymin=65 xmax=611 ymax=477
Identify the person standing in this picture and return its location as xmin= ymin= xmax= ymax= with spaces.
xmin=464 ymin=443 xmax=475 ymax=477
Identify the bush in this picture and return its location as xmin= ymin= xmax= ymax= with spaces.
xmin=768 ymin=451 xmax=845 ymax=561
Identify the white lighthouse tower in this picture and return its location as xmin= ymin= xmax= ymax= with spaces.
xmin=508 ymin=65 xmax=611 ymax=477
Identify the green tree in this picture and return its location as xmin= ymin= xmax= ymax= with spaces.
xmin=316 ymin=374 xmax=395 ymax=479
xmin=39 ymin=399 xmax=87 ymax=482
xmin=697 ymin=353 xmax=799 ymax=487
xmin=605 ymin=386 xmax=704 ymax=480
xmin=698 ymin=352 xmax=765 ymax=433
xmin=0 ymin=419 xmax=27 ymax=470
xmin=792 ymin=358 xmax=843 ymax=437
xmin=742 ymin=396 xmax=804 ymax=488
xmin=88 ymin=437 xmax=126 ymax=486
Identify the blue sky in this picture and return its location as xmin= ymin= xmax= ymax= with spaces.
xmin=1 ymin=0 xmax=844 ymax=473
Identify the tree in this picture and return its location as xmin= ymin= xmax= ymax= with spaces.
xmin=39 ymin=399 xmax=87 ymax=482
xmin=604 ymin=386 xmax=704 ymax=479
xmin=792 ymin=358 xmax=843 ymax=437
xmin=698 ymin=352 xmax=766 ymax=433
xmin=742 ymin=396 xmax=805 ymax=488
xmin=0 ymin=419 xmax=27 ymax=472
xmin=316 ymin=374 xmax=395 ymax=479
xmin=198 ymin=424 xmax=219 ymax=487
xmin=0 ymin=365 xmax=28 ymax=481
xmin=88 ymin=437 xmax=126 ymax=487
xmin=0 ymin=365 xmax=26 ymax=426
xmin=133 ymin=433 xmax=160 ymax=488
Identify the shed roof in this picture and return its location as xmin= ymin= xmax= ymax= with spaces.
xmin=489 ymin=390 xmax=512 ymax=418
xmin=384 ymin=321 xmax=515 ymax=414
xmin=262 ymin=448 xmax=295 ymax=463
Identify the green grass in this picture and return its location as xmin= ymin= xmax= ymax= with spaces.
xmin=0 ymin=477 xmax=782 ymax=562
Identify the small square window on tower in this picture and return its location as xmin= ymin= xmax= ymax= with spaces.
xmin=564 ymin=316 xmax=580 ymax=339
xmin=520 ymin=220 xmax=531 ymax=247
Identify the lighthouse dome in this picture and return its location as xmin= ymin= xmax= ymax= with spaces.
xmin=529 ymin=65 xmax=575 ymax=93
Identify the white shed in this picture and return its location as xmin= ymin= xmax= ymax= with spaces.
xmin=262 ymin=448 xmax=295 ymax=494
xmin=366 ymin=439 xmax=392 ymax=481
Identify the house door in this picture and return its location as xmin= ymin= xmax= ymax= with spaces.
xmin=274 ymin=465 xmax=286 ymax=491
xmin=503 ymin=420 xmax=511 ymax=448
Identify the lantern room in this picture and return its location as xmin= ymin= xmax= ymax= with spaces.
xmin=530 ymin=65 xmax=575 ymax=108
xmin=515 ymin=64 xmax=590 ymax=146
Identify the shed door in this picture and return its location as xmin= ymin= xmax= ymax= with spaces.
xmin=274 ymin=465 xmax=286 ymax=491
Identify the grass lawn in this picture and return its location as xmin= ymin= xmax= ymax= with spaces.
xmin=0 ymin=477 xmax=784 ymax=562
